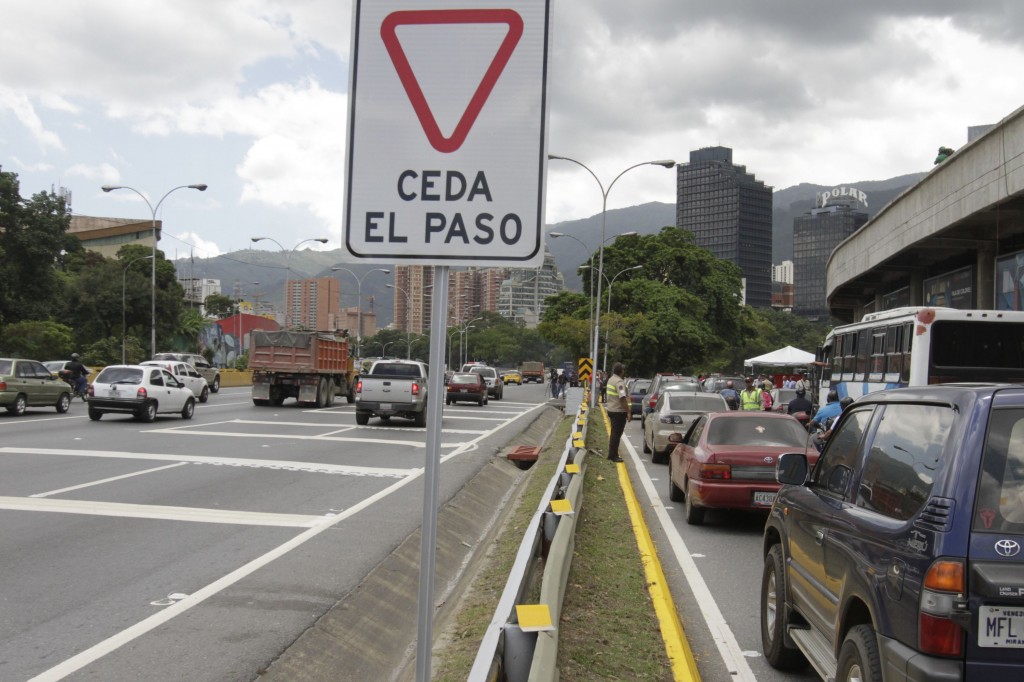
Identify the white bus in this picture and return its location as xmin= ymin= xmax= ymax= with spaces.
xmin=817 ymin=307 xmax=1024 ymax=401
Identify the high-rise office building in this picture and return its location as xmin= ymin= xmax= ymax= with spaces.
xmin=497 ymin=249 xmax=564 ymax=327
xmin=793 ymin=203 xmax=868 ymax=320
xmin=284 ymin=277 xmax=341 ymax=330
xmin=676 ymin=146 xmax=773 ymax=308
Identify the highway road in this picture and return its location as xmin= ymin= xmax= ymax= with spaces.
xmin=0 ymin=382 xmax=550 ymax=682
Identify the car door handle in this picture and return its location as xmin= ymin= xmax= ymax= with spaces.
xmin=815 ymin=530 xmax=825 ymax=545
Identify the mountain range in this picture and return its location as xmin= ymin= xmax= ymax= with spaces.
xmin=174 ymin=172 xmax=926 ymax=327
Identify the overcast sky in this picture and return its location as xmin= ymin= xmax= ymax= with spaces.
xmin=3 ymin=1 xmax=1023 ymax=262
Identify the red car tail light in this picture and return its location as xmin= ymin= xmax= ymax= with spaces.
xmin=136 ymin=387 xmax=148 ymax=400
xmin=700 ymin=463 xmax=731 ymax=480
xmin=356 ymin=379 xmax=363 ymax=394
xmin=0 ymin=381 xmax=6 ymax=391
xmin=411 ymin=382 xmax=420 ymax=396
xmin=648 ymin=393 xmax=659 ymax=410
xmin=919 ymin=559 xmax=965 ymax=656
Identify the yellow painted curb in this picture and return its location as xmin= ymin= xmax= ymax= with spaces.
xmin=599 ymin=406 xmax=701 ymax=682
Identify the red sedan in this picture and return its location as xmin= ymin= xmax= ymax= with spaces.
xmin=667 ymin=411 xmax=816 ymax=525
xmin=446 ymin=372 xmax=488 ymax=406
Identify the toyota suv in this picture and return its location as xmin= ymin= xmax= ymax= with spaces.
xmin=152 ymin=353 xmax=221 ymax=392
xmin=761 ymin=384 xmax=1024 ymax=681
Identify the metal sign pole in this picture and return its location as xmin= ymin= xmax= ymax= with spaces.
xmin=415 ymin=264 xmax=449 ymax=681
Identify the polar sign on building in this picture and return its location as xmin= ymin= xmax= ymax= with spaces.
xmin=344 ymin=1 xmax=551 ymax=266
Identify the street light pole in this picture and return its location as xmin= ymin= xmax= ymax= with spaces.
xmin=250 ymin=237 xmax=329 ymax=328
xmin=386 ymin=283 xmax=414 ymax=359
xmin=102 ymin=183 xmax=208 ymax=359
xmin=603 ymin=265 xmax=643 ymax=371
xmin=547 ymin=156 xmax=675 ymax=404
xmin=331 ymin=266 xmax=391 ymax=359
xmin=122 ymin=254 xmax=154 ymax=364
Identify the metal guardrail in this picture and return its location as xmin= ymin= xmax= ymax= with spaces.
xmin=468 ymin=401 xmax=591 ymax=682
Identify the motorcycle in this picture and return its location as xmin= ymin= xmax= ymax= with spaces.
xmin=58 ymin=369 xmax=89 ymax=402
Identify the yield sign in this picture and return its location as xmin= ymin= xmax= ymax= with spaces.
xmin=380 ymin=9 xmax=524 ymax=153
xmin=344 ymin=0 xmax=550 ymax=266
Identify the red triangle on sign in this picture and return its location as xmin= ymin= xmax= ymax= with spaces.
xmin=380 ymin=9 xmax=524 ymax=154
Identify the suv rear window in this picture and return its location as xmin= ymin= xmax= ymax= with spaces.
xmin=975 ymin=407 xmax=1024 ymax=532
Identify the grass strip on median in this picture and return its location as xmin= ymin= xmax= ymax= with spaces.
xmin=431 ymin=412 xmax=673 ymax=680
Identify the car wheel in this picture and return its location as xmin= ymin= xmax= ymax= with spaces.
xmin=88 ymin=407 xmax=103 ymax=421
xmin=643 ymin=435 xmax=652 ymax=454
xmin=253 ymin=399 xmax=270 ymax=406
xmin=446 ymin=399 xmax=452 ymax=406
xmin=56 ymin=392 xmax=71 ymax=413
xmin=181 ymin=398 xmax=195 ymax=419
xmin=652 ymin=447 xmax=668 ymax=465
xmin=211 ymin=375 xmax=221 ymax=393
xmin=684 ymin=480 xmax=705 ymax=525
xmin=668 ymin=458 xmax=684 ymax=502
xmin=138 ymin=401 xmax=157 ymax=423
xmin=414 ymin=406 xmax=427 ymax=427
xmin=478 ymin=395 xmax=484 ymax=406
xmin=7 ymin=394 xmax=27 ymax=416
xmin=761 ymin=544 xmax=807 ymax=670
xmin=837 ymin=625 xmax=882 ymax=682
xmin=355 ymin=410 xmax=370 ymax=425
xmin=199 ymin=386 xmax=210 ymax=403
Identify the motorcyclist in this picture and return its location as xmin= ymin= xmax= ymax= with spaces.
xmin=66 ymin=353 xmax=89 ymax=400
xmin=809 ymin=389 xmax=842 ymax=430
xmin=786 ymin=387 xmax=813 ymax=421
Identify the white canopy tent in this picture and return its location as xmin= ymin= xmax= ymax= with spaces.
xmin=744 ymin=345 xmax=815 ymax=368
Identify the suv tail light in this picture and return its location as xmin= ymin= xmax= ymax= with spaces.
xmin=356 ymin=379 xmax=363 ymax=394
xmin=700 ymin=463 xmax=731 ymax=480
xmin=411 ymin=382 xmax=421 ymax=396
xmin=919 ymin=559 xmax=965 ymax=656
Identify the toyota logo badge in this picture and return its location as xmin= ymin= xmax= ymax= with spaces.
xmin=763 ymin=456 xmax=774 ymax=464
xmin=995 ymin=539 xmax=1021 ymax=557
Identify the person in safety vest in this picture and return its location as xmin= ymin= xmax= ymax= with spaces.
xmin=604 ymin=362 xmax=631 ymax=462
xmin=739 ymin=376 xmax=763 ymax=411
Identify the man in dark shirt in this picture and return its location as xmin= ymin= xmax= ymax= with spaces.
xmin=66 ymin=353 xmax=89 ymax=399
xmin=787 ymin=388 xmax=813 ymax=419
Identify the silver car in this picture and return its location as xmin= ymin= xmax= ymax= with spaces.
xmin=643 ymin=390 xmax=730 ymax=464
xmin=140 ymin=360 xmax=210 ymax=403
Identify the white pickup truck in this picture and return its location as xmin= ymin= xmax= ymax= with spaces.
xmin=354 ymin=359 xmax=429 ymax=426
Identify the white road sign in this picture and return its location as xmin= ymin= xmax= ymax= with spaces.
xmin=344 ymin=0 xmax=551 ymax=266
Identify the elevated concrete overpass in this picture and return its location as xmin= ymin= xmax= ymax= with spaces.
xmin=827 ymin=104 xmax=1024 ymax=323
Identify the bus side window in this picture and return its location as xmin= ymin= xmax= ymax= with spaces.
xmin=856 ymin=328 xmax=870 ymax=378
xmin=901 ymin=322 xmax=913 ymax=383
xmin=885 ymin=325 xmax=902 ymax=378
xmin=870 ymin=328 xmax=886 ymax=375
xmin=843 ymin=332 xmax=856 ymax=377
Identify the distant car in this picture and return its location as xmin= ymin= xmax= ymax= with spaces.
xmin=0 ymin=358 xmax=73 ymax=415
xmin=627 ymin=378 xmax=651 ymax=417
xmin=501 ymin=370 xmax=522 ymax=385
xmin=771 ymin=388 xmax=799 ymax=413
xmin=152 ymin=352 xmax=220 ymax=393
xmin=140 ymin=360 xmax=210 ymax=403
xmin=468 ymin=365 xmax=503 ymax=400
xmin=703 ymin=375 xmax=745 ymax=394
xmin=446 ymin=372 xmax=488 ymax=406
xmin=643 ymin=390 xmax=730 ymax=464
xmin=87 ymin=364 xmax=196 ymax=422
xmin=668 ymin=411 xmax=816 ymax=525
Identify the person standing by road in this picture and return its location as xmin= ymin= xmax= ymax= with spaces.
xmin=604 ymin=362 xmax=631 ymax=463
xmin=739 ymin=376 xmax=763 ymax=411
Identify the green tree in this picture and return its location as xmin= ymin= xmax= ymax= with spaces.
xmin=0 ymin=320 xmax=74 ymax=359
xmin=177 ymin=309 xmax=208 ymax=351
xmin=0 ymin=169 xmax=80 ymax=325
xmin=204 ymin=293 xmax=235 ymax=317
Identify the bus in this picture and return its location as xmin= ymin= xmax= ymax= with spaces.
xmin=817 ymin=307 xmax=1024 ymax=402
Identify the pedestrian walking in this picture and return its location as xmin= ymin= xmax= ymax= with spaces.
xmin=604 ymin=362 xmax=631 ymax=462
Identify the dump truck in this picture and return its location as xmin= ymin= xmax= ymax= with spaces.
xmin=520 ymin=361 xmax=545 ymax=383
xmin=250 ymin=330 xmax=356 ymax=407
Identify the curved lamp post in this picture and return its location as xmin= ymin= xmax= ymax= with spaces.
xmin=386 ymin=283 xmax=414 ymax=359
xmin=331 ymin=266 xmax=391 ymax=358
xmin=102 ymin=182 xmax=208 ymax=358
xmin=547 ymin=156 xmax=674 ymax=404
xmin=603 ymin=264 xmax=643 ymax=371
xmin=122 ymin=254 xmax=154 ymax=364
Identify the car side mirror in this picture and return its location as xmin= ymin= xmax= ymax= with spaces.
xmin=776 ymin=453 xmax=809 ymax=485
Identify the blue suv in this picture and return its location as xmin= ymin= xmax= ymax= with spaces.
xmin=761 ymin=385 xmax=1024 ymax=681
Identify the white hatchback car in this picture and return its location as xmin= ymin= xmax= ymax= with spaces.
xmin=140 ymin=360 xmax=210 ymax=403
xmin=87 ymin=365 xmax=196 ymax=422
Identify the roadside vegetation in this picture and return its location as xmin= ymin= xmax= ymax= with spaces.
xmin=432 ymin=412 xmax=671 ymax=680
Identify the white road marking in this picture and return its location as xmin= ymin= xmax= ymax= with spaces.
xmin=0 ymin=447 xmax=414 ymax=478
xmin=0 ymin=496 xmax=328 ymax=527
xmin=31 ymin=462 xmax=189 ymax=498
xmin=622 ymin=435 xmax=757 ymax=682
xmin=25 ymin=401 xmax=547 ymax=682
xmin=141 ymin=428 xmax=446 ymax=448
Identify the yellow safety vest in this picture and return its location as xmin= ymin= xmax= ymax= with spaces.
xmin=740 ymin=388 xmax=762 ymax=411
